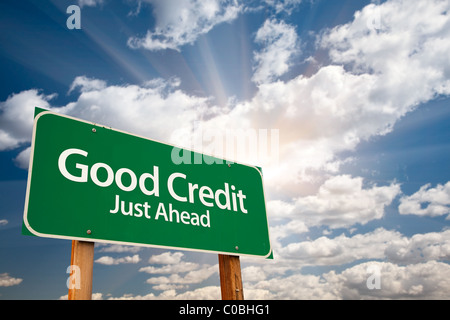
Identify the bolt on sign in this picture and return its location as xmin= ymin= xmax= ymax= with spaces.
xmin=23 ymin=108 xmax=272 ymax=258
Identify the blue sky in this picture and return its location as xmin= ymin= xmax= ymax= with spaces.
xmin=1 ymin=0 xmax=450 ymax=299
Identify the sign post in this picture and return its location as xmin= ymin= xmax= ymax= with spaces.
xmin=68 ymin=240 xmax=94 ymax=300
xmin=218 ymin=254 xmax=244 ymax=300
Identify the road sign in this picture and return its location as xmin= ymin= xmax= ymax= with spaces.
xmin=23 ymin=109 xmax=272 ymax=258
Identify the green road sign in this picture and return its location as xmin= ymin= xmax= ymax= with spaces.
xmin=23 ymin=109 xmax=272 ymax=258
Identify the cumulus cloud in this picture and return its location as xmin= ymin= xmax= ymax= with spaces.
xmin=0 ymin=76 xmax=214 ymax=171
xmin=274 ymin=227 xmax=450 ymax=267
xmin=75 ymin=259 xmax=450 ymax=300
xmin=0 ymin=76 xmax=212 ymax=170
xmin=107 ymin=286 xmax=220 ymax=300
xmin=95 ymin=254 xmax=141 ymax=265
xmin=263 ymin=0 xmax=302 ymax=14
xmin=269 ymin=175 xmax=401 ymax=229
xmin=320 ymin=0 xmax=450 ymax=105
xmin=252 ymin=19 xmax=299 ymax=84
xmin=245 ymin=260 xmax=450 ymax=299
xmin=385 ymin=229 xmax=450 ymax=264
xmin=77 ymin=0 xmax=104 ymax=8
xmin=0 ymin=90 xmax=59 ymax=151
xmin=134 ymin=251 xmax=219 ymax=296
xmin=399 ymin=182 xmax=450 ymax=218
xmin=201 ymin=0 xmax=450 ymax=181
xmin=0 ymin=273 xmax=23 ymax=287
xmin=279 ymin=228 xmax=400 ymax=265
xmin=68 ymin=76 xmax=107 ymax=94
xmin=242 ymin=265 xmax=267 ymax=283
xmin=335 ymin=261 xmax=450 ymax=300
xmin=297 ymin=175 xmax=400 ymax=228
xmin=97 ymin=244 xmax=142 ymax=253
xmin=139 ymin=262 xmax=199 ymax=274
xmin=145 ymin=264 xmax=217 ymax=285
xmin=13 ymin=147 xmax=31 ymax=170
xmin=148 ymin=251 xmax=185 ymax=264
xmin=127 ymin=0 xmax=241 ymax=51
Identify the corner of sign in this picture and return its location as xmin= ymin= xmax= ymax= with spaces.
xmin=21 ymin=221 xmax=36 ymax=237
xmin=248 ymin=164 xmax=264 ymax=178
xmin=34 ymin=107 xmax=50 ymax=119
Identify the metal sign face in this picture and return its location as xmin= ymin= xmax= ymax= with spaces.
xmin=23 ymin=109 xmax=272 ymax=258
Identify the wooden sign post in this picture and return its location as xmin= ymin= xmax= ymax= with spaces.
xmin=218 ymin=254 xmax=244 ymax=300
xmin=68 ymin=240 xmax=95 ymax=300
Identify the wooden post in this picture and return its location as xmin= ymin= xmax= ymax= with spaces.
xmin=68 ymin=240 xmax=95 ymax=300
xmin=218 ymin=254 xmax=244 ymax=300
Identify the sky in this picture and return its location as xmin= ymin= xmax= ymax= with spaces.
xmin=0 ymin=0 xmax=450 ymax=300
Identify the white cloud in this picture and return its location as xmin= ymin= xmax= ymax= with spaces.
xmin=263 ymin=0 xmax=302 ymax=14
xmin=145 ymin=264 xmax=217 ymax=285
xmin=97 ymin=244 xmax=142 ymax=253
xmin=151 ymin=284 xmax=187 ymax=291
xmin=13 ymin=147 xmax=31 ymax=170
xmin=385 ymin=229 xmax=450 ymax=264
xmin=128 ymin=0 xmax=242 ymax=51
xmin=252 ymin=19 xmax=299 ymax=84
xmin=399 ymin=182 xmax=450 ymax=218
xmin=148 ymin=251 xmax=184 ymax=264
xmin=270 ymin=175 xmax=401 ymax=229
xmin=95 ymin=254 xmax=141 ymax=265
xmin=242 ymin=265 xmax=267 ymax=283
xmin=107 ymin=286 xmax=220 ymax=300
xmin=247 ymin=271 xmax=339 ymax=299
xmin=320 ymin=0 xmax=450 ymax=105
xmin=297 ymin=175 xmax=400 ymax=228
xmin=0 ymin=76 xmax=211 ymax=170
xmin=246 ymin=260 xmax=450 ymax=299
xmin=0 ymin=219 xmax=8 ymax=226
xmin=138 ymin=251 xmax=218 ymax=295
xmin=276 ymin=227 xmax=450 ymax=267
xmin=269 ymin=219 xmax=308 ymax=242
xmin=247 ymin=227 xmax=450 ymax=287
xmin=139 ymin=261 xmax=199 ymax=274
xmin=240 ymin=0 xmax=450 ymax=185
xmin=165 ymin=286 xmax=220 ymax=299
xmin=279 ymin=228 xmax=401 ymax=266
xmin=0 ymin=273 xmax=23 ymax=287
xmin=77 ymin=0 xmax=104 ymax=8
xmin=335 ymin=261 xmax=450 ymax=299
xmin=68 ymin=76 xmax=107 ymax=94
xmin=44 ymin=78 xmax=207 ymax=158
xmin=0 ymin=90 xmax=58 ymax=151
xmin=1 ymin=76 xmax=211 ymax=170
xmin=94 ymin=256 xmax=450 ymax=299
xmin=77 ymin=259 xmax=450 ymax=299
